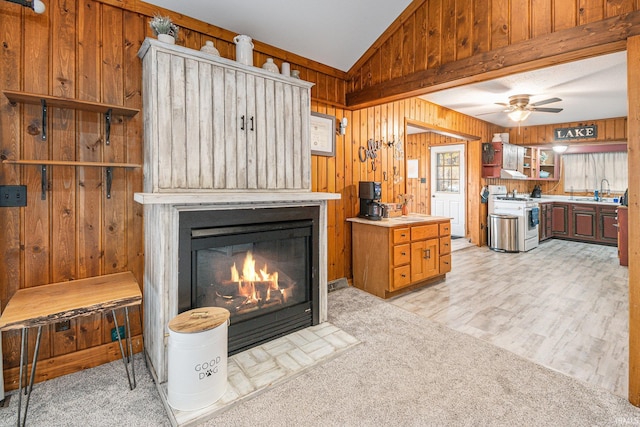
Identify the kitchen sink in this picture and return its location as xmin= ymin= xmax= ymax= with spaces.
xmin=572 ymin=197 xmax=618 ymax=204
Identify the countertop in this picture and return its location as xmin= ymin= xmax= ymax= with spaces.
xmin=347 ymin=214 xmax=451 ymax=227
xmin=533 ymin=195 xmax=623 ymax=206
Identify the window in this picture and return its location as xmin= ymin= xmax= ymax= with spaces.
xmin=436 ymin=152 xmax=460 ymax=193
xmin=563 ymin=152 xmax=628 ymax=193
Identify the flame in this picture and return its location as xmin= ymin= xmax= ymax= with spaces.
xmin=230 ymin=252 xmax=281 ymax=301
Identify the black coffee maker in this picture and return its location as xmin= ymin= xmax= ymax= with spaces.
xmin=358 ymin=181 xmax=385 ymax=220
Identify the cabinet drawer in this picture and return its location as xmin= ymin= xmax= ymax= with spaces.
xmin=440 ymin=254 xmax=452 ymax=274
xmin=392 ymin=265 xmax=411 ymax=290
xmin=393 ymin=244 xmax=411 ymax=266
xmin=439 ymin=236 xmax=451 ymax=255
xmin=393 ymin=228 xmax=411 ymax=244
xmin=439 ymin=222 xmax=451 ymax=236
xmin=411 ymin=224 xmax=439 ymax=240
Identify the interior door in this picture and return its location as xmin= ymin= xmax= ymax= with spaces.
xmin=430 ymin=144 xmax=466 ymax=237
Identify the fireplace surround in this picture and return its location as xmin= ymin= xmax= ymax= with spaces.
xmin=133 ymin=193 xmax=338 ymax=384
xmin=136 ymin=39 xmax=340 ymax=386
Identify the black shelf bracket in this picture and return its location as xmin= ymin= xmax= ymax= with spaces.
xmin=106 ymin=167 xmax=112 ymax=199
xmin=105 ymin=108 xmax=112 ymax=145
xmin=40 ymin=165 xmax=47 ymax=200
xmin=41 ymin=99 xmax=47 ymax=141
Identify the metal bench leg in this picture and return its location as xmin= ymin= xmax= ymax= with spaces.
xmin=16 ymin=326 xmax=42 ymax=427
xmin=16 ymin=328 xmax=27 ymax=427
xmin=112 ymin=309 xmax=134 ymax=390
xmin=124 ymin=307 xmax=136 ymax=388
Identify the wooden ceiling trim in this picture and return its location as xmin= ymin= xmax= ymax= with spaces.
xmin=346 ymin=11 xmax=640 ymax=108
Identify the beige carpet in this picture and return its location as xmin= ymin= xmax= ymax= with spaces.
xmin=2 ymin=286 xmax=640 ymax=426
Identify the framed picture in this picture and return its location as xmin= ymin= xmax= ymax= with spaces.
xmin=310 ymin=112 xmax=336 ymax=157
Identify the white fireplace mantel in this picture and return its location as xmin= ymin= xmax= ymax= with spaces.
xmin=135 ymin=191 xmax=340 ymax=384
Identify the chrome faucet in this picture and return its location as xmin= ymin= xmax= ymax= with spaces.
xmin=600 ymin=179 xmax=611 ymax=197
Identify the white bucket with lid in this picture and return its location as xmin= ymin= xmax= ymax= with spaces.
xmin=167 ymin=307 xmax=230 ymax=411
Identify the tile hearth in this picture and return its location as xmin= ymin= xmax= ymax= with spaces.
xmin=158 ymin=322 xmax=360 ymax=426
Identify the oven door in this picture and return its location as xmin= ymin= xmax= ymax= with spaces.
xmin=525 ymin=207 xmax=539 ymax=238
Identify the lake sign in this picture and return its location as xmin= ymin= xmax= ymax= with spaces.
xmin=554 ymin=125 xmax=598 ymax=141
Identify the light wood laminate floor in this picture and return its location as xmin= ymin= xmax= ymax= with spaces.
xmin=391 ymin=239 xmax=629 ymax=397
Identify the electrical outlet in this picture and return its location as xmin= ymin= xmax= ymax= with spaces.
xmin=0 ymin=185 xmax=27 ymax=207
xmin=111 ymin=325 xmax=126 ymax=342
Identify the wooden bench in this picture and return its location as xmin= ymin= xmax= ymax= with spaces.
xmin=0 ymin=271 xmax=142 ymax=426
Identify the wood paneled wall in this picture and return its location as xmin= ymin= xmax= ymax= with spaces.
xmin=318 ymin=99 xmax=500 ymax=280
xmin=0 ymin=0 xmax=348 ymax=390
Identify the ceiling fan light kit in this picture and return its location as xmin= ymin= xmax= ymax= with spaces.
xmin=508 ymin=110 xmax=531 ymax=122
xmin=487 ymin=94 xmax=564 ymax=123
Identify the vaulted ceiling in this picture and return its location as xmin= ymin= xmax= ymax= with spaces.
xmin=143 ymin=0 xmax=628 ymax=128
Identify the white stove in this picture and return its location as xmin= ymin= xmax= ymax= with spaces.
xmin=488 ymin=185 xmax=539 ymax=252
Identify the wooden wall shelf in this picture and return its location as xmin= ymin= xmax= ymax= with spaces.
xmin=3 ymin=90 xmax=139 ymax=144
xmin=3 ymin=90 xmax=139 ymax=117
xmin=3 ymin=159 xmax=141 ymax=168
xmin=2 ymin=159 xmax=140 ymax=200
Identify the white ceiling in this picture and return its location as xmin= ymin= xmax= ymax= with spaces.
xmin=143 ymin=1 xmax=628 ymax=128
xmin=143 ymin=0 xmax=413 ymax=72
xmin=419 ymin=51 xmax=628 ymax=128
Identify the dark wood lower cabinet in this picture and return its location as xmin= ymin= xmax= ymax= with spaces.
xmin=599 ymin=206 xmax=618 ymax=244
xmin=545 ymin=202 xmax=618 ymax=247
xmin=550 ymin=203 xmax=569 ymax=236
xmin=539 ymin=202 xmax=553 ymax=241
xmin=571 ymin=204 xmax=597 ymax=241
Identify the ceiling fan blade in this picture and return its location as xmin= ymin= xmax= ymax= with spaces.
xmin=531 ymin=97 xmax=562 ymax=107
xmin=475 ymin=111 xmax=502 ymax=116
xmin=531 ymin=107 xmax=563 ymax=113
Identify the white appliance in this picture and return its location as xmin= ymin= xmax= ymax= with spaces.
xmin=488 ymin=185 xmax=539 ymax=252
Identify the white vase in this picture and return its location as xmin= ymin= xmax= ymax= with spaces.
xmin=291 ymin=70 xmax=301 ymax=79
xmin=281 ymin=62 xmax=290 ymax=76
xmin=200 ymin=40 xmax=220 ymax=57
xmin=233 ymin=34 xmax=254 ymax=66
xmin=262 ymin=58 xmax=279 ymax=73
xmin=157 ymin=33 xmax=175 ymax=44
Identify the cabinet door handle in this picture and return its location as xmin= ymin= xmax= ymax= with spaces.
xmin=400 ymin=234 xmax=406 ymax=238
xmin=423 ymin=249 xmax=430 ymax=259
xmin=401 ymin=274 xmax=406 ymax=278
xmin=444 ymin=261 xmax=449 ymax=265
xmin=401 ymin=252 xmax=406 ymax=256
xmin=240 ymin=115 xmax=245 ymax=130
xmin=250 ymin=116 xmax=254 ymax=131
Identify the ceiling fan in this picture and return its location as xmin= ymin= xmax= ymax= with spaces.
xmin=480 ymin=94 xmax=563 ymax=122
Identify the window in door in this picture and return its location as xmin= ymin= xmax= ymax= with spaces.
xmin=436 ymin=152 xmax=460 ymax=193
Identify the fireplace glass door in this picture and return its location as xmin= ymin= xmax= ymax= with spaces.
xmin=180 ymin=208 xmax=319 ymax=354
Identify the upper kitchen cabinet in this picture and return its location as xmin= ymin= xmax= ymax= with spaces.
xmin=138 ymin=38 xmax=314 ymax=193
xmin=537 ymin=149 xmax=560 ymax=181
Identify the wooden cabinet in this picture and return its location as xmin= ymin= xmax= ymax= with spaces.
xmin=571 ymin=204 xmax=598 ymax=241
xmin=138 ymin=38 xmax=314 ymax=193
xmin=547 ymin=201 xmax=618 ymax=246
xmin=351 ymin=218 xmax=451 ymax=299
xmin=598 ymin=205 xmax=618 ymax=245
xmin=618 ymin=206 xmax=628 ymax=266
xmin=551 ymin=203 xmax=570 ymax=236
xmin=539 ymin=202 xmax=553 ymax=241
xmin=481 ymin=142 xmax=502 ymax=178
xmin=537 ymin=149 xmax=559 ymax=180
